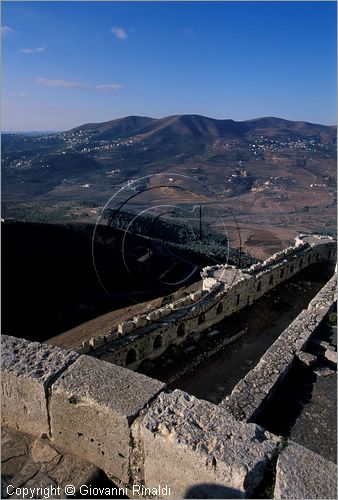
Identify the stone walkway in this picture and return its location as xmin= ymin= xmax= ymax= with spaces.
xmin=255 ymin=314 xmax=337 ymax=463
xmin=1 ymin=427 xmax=98 ymax=499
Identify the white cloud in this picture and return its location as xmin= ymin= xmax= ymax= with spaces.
xmin=9 ymin=92 xmax=28 ymax=97
xmin=36 ymin=78 xmax=85 ymax=89
xmin=20 ymin=47 xmax=46 ymax=54
xmin=1 ymin=26 xmax=14 ymax=36
xmin=95 ymin=83 xmax=123 ymax=92
xmin=110 ymin=27 xmax=128 ymax=40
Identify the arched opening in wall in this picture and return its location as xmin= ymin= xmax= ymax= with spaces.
xmin=269 ymin=275 xmax=274 ymax=286
xmin=280 ymin=269 xmax=285 ymax=279
xmin=236 ymin=294 xmax=240 ymax=306
xmin=216 ymin=302 xmax=223 ymax=315
xmin=257 ymin=281 xmax=262 ymax=292
xmin=177 ymin=323 xmax=185 ymax=338
xmin=153 ymin=335 xmax=163 ymax=350
xmin=290 ymin=264 xmax=294 ymax=273
xmin=126 ymin=348 xmax=137 ymax=366
xmin=198 ymin=312 xmax=205 ymax=325
xmin=299 ymin=258 xmax=303 ymax=268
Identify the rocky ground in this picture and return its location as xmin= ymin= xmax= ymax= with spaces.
xmin=1 ymin=428 xmax=127 ymax=499
xmin=1 ymin=429 xmax=97 ymax=499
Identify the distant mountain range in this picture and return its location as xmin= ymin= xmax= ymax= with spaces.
xmin=2 ymin=114 xmax=336 ymax=206
xmin=69 ymin=114 xmax=336 ymax=144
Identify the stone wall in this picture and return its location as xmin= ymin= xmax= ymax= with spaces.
xmin=2 ymin=325 xmax=336 ymax=498
xmin=86 ymin=235 xmax=336 ymax=370
xmin=2 ymin=235 xmax=337 ymax=498
xmin=1 ymin=335 xmax=280 ymax=497
xmin=220 ymin=273 xmax=337 ymax=422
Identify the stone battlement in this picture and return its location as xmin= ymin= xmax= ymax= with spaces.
xmin=1 ymin=234 xmax=337 ymax=498
xmin=80 ymin=235 xmax=336 ymax=371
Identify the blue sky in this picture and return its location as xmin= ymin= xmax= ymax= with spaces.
xmin=2 ymin=1 xmax=337 ymax=131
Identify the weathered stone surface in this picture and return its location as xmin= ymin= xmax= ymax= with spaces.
xmin=48 ymin=455 xmax=98 ymax=491
xmin=105 ymin=331 xmax=118 ymax=343
xmin=89 ymin=336 xmax=105 ymax=348
xmin=84 ymin=240 xmax=335 ymax=374
xmin=1 ymin=427 xmax=99 ymax=499
xmin=138 ymin=390 xmax=280 ymax=499
xmin=221 ymin=276 xmax=337 ymax=422
xmin=12 ymin=472 xmax=61 ymax=499
xmin=39 ymin=455 xmax=62 ymax=474
xmin=1 ymin=456 xmax=28 ymax=479
xmin=118 ymin=320 xmax=135 ymax=335
xmin=296 ymin=351 xmax=317 ymax=368
xmin=50 ymin=355 xmax=165 ymax=483
xmin=274 ymin=441 xmax=337 ymax=499
xmin=1 ymin=428 xmax=30 ymax=481
xmin=1 ymin=336 xmax=78 ymax=436
xmin=314 ymin=366 xmax=335 ymax=377
xmin=1 ymin=427 xmax=30 ymax=462
xmin=31 ymin=438 xmax=60 ymax=463
xmin=11 ymin=462 xmax=41 ymax=488
xmin=324 ymin=348 xmax=337 ymax=364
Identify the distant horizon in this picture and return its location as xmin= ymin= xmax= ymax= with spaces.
xmin=2 ymin=1 xmax=336 ymax=131
xmin=3 ymin=112 xmax=337 ymax=134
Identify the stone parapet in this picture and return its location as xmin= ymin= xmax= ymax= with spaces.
xmin=86 ymin=236 xmax=336 ymax=369
xmin=1 ymin=335 xmax=78 ymax=437
xmin=136 ymin=390 xmax=280 ymax=499
xmin=50 ymin=355 xmax=165 ymax=484
xmin=274 ymin=441 xmax=337 ymax=499
xmin=221 ymin=275 xmax=337 ymax=422
xmin=2 ymin=330 xmax=336 ymax=497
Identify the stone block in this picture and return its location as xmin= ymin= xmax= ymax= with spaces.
xmin=31 ymin=438 xmax=60 ymax=463
xmin=190 ymin=290 xmax=203 ymax=301
xmin=134 ymin=316 xmax=148 ymax=328
xmin=104 ymin=331 xmax=118 ymax=344
xmin=77 ymin=344 xmax=91 ymax=355
xmin=147 ymin=310 xmax=160 ymax=321
xmin=50 ymin=355 xmax=165 ymax=484
xmin=1 ymin=335 xmax=78 ymax=437
xmin=156 ymin=307 xmax=171 ymax=318
xmin=274 ymin=441 xmax=337 ymax=499
xmin=138 ymin=390 xmax=279 ymax=498
xmin=324 ymin=349 xmax=337 ymax=365
xmin=296 ymin=351 xmax=317 ymax=368
xmin=89 ymin=336 xmax=105 ymax=348
xmin=118 ymin=321 xmax=135 ymax=335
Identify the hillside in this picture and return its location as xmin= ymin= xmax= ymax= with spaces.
xmin=69 ymin=114 xmax=336 ymax=144
xmin=2 ymin=114 xmax=336 ymax=258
